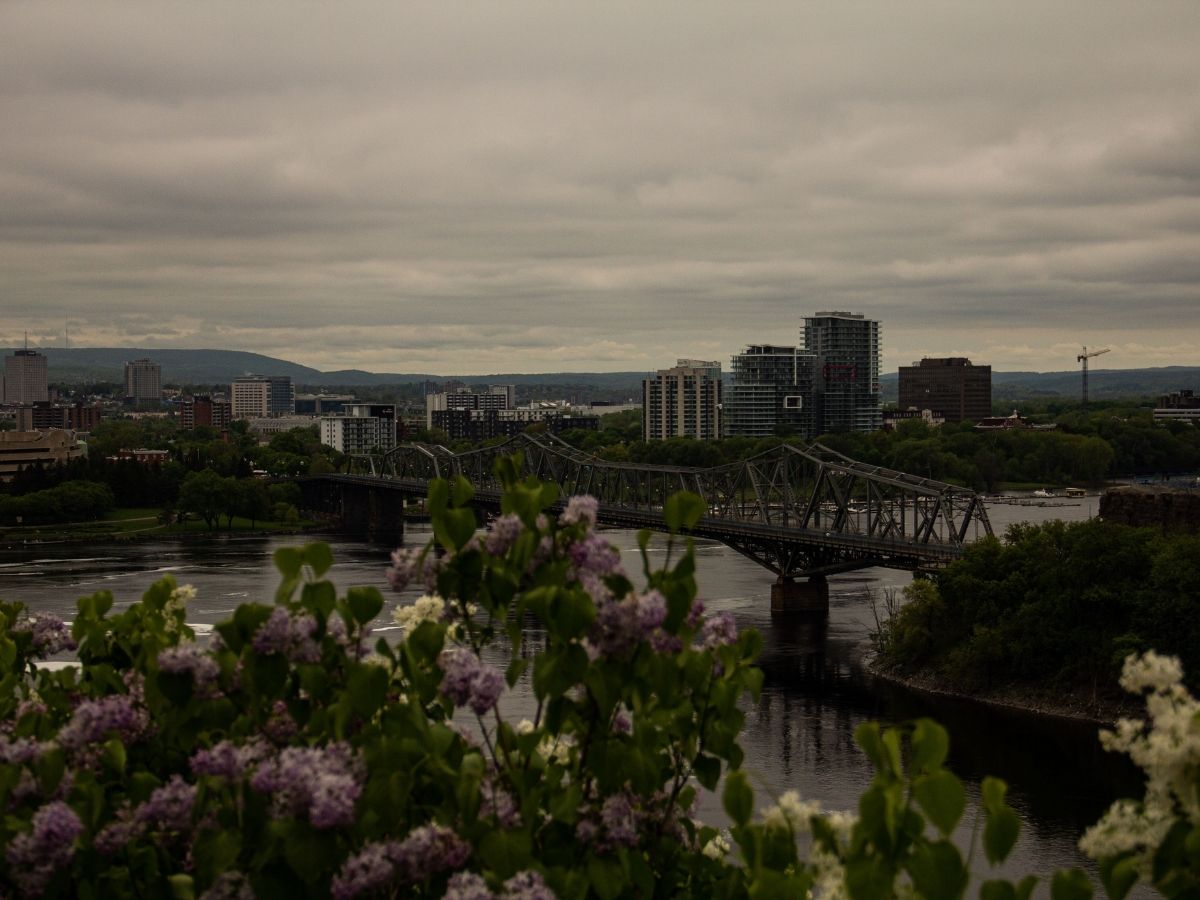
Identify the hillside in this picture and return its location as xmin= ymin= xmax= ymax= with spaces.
xmin=12 ymin=347 xmax=1197 ymax=403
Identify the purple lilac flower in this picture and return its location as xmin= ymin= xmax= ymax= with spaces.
xmin=600 ymin=794 xmax=639 ymax=848
xmin=13 ymin=614 xmax=76 ymax=657
xmin=485 ymin=514 xmax=524 ymax=556
xmin=502 ymin=870 xmax=557 ymax=900
xmin=700 ymin=612 xmax=738 ymax=649
xmin=330 ymin=825 xmax=471 ymax=900
xmin=559 ymin=496 xmax=598 ymax=529
xmin=249 ymin=743 xmax=363 ymax=829
xmin=57 ymin=693 xmax=151 ymax=764
xmin=190 ymin=738 xmax=271 ymax=780
xmin=158 ymin=644 xmax=221 ymax=696
xmin=263 ymin=700 xmax=299 ymax=743
xmin=0 ymin=735 xmax=42 ymax=765
xmin=589 ymin=591 xmax=666 ymax=659
xmin=388 ymin=547 xmax=447 ymax=594
xmin=199 ymin=871 xmax=255 ymax=900
xmin=438 ymin=650 xmax=505 ymax=715
xmin=6 ymin=800 xmax=83 ymax=896
xmin=445 ymin=871 xmax=495 ymax=900
xmin=95 ymin=775 xmax=197 ymax=854
xmin=612 ymin=711 xmax=632 ymax=735
xmin=327 ymin=614 xmax=373 ymax=660
xmin=479 ymin=777 xmax=521 ymax=828
xmin=251 ymin=607 xmax=321 ymax=664
xmin=685 ymin=599 xmax=705 ymax=629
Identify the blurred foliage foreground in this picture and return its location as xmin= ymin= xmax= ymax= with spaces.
xmin=0 ymin=455 xmax=1197 ymax=899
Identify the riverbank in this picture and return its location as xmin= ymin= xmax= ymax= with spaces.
xmin=0 ymin=512 xmax=329 ymax=549
xmin=866 ymin=656 xmax=1142 ymax=728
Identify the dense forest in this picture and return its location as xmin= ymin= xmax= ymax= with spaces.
xmin=875 ymin=519 xmax=1200 ymax=698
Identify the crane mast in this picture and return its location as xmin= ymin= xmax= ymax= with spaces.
xmin=1077 ymin=346 xmax=1110 ymax=409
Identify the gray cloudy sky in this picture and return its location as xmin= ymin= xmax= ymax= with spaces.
xmin=1 ymin=2 xmax=1198 ymax=375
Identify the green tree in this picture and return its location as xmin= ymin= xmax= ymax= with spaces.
xmin=178 ymin=469 xmax=229 ymax=530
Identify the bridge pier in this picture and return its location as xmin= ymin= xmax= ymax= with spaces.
xmin=771 ymin=575 xmax=829 ymax=616
xmin=332 ymin=483 xmax=406 ymax=545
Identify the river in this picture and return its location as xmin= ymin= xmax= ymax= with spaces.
xmin=0 ymin=493 xmax=1143 ymax=889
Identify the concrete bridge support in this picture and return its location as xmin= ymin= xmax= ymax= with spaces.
xmin=318 ymin=482 xmax=406 ymax=545
xmin=771 ymin=575 xmax=829 ymax=616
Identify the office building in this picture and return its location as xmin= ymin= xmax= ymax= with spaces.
xmin=0 ymin=429 xmax=86 ymax=481
xmin=4 ymin=349 xmax=49 ymax=405
xmin=180 ymin=395 xmax=233 ymax=431
xmin=231 ymin=376 xmax=295 ymax=420
xmin=642 ymin=359 xmax=722 ymax=441
xmin=425 ymin=386 xmax=515 ymax=429
xmin=803 ymin=312 xmax=882 ymax=433
xmin=15 ymin=402 xmax=104 ymax=433
xmin=898 ymin=357 xmax=992 ymax=424
xmin=432 ymin=408 xmax=599 ymax=442
xmin=124 ymin=358 xmax=162 ymax=404
xmin=1153 ymin=390 xmax=1200 ymax=425
xmin=295 ymin=393 xmax=356 ymax=415
xmin=724 ymin=345 xmax=818 ymax=438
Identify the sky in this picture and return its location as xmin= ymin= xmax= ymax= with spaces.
xmin=1 ymin=2 xmax=1198 ymax=376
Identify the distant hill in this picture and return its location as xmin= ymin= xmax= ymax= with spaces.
xmin=13 ymin=347 xmax=1196 ymax=403
xmin=12 ymin=347 xmax=648 ymax=393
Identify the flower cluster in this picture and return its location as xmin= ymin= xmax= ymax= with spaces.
xmin=1080 ymin=651 xmax=1200 ymax=877
xmin=438 ymin=649 xmax=505 ymax=715
xmin=575 ymin=788 xmax=688 ymax=853
xmin=249 ymin=743 xmax=365 ymax=829
xmin=444 ymin=870 xmax=557 ymax=900
xmin=393 ymin=593 xmax=446 ymax=630
xmin=387 ymin=546 xmax=444 ymax=593
xmin=95 ymin=775 xmax=197 ymax=853
xmin=559 ymin=495 xmax=598 ymax=529
xmin=485 ymin=513 xmax=524 ymax=556
xmin=568 ymin=533 xmax=623 ymax=603
xmin=57 ymin=691 xmax=151 ymax=765
xmin=251 ymin=606 xmax=320 ymax=664
xmin=5 ymin=801 xmax=84 ymax=897
xmin=331 ymin=823 xmax=472 ymax=899
xmin=158 ymin=643 xmax=221 ymax=696
xmin=12 ymin=613 xmax=76 ymax=658
xmin=589 ymin=590 xmax=667 ymax=659
xmin=163 ymin=583 xmax=196 ymax=637
xmin=190 ymin=738 xmax=273 ymax=780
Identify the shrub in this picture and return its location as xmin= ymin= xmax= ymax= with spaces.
xmin=1 ymin=458 xmax=1192 ymax=898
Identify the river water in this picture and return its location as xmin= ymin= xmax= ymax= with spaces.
xmin=0 ymin=493 xmax=1142 ymax=888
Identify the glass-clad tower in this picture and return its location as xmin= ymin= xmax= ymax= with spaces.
xmin=724 ymin=345 xmax=818 ymax=438
xmin=803 ymin=312 xmax=882 ymax=433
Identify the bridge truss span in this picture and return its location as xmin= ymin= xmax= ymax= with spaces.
xmin=342 ymin=433 xmax=992 ymax=578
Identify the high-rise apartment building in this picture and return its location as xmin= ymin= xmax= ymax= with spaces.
xmin=642 ymin=359 xmax=722 ymax=441
xmin=803 ymin=312 xmax=882 ymax=433
xmin=231 ymin=376 xmax=294 ymax=420
xmin=320 ymin=403 xmax=399 ymax=454
xmin=124 ymin=358 xmax=162 ymax=403
xmin=724 ymin=345 xmax=819 ymax=438
xmin=3 ymin=349 xmax=49 ymax=405
xmin=898 ymin=357 xmax=992 ymax=423
xmin=180 ymin=395 xmax=233 ymax=430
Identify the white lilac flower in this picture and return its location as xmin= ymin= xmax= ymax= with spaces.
xmin=393 ymin=594 xmax=446 ymax=631
xmin=701 ymin=832 xmax=731 ymax=860
xmin=763 ymin=789 xmax=822 ymax=833
xmin=1120 ymin=650 xmax=1185 ymax=694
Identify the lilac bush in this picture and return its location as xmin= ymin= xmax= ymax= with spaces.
xmin=0 ymin=456 xmax=1163 ymax=899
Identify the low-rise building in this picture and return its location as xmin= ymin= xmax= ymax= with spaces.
xmin=882 ymin=407 xmax=945 ymax=430
xmin=432 ymin=408 xmax=599 ymax=442
xmin=0 ymin=429 xmax=86 ymax=481
xmin=1154 ymin=390 xmax=1200 ymax=424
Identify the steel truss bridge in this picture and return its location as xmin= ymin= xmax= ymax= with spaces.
xmin=316 ymin=433 xmax=992 ymax=582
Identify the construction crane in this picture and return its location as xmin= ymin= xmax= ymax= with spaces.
xmin=1077 ymin=346 xmax=1110 ymax=409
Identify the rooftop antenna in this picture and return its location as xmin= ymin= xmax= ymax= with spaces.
xmin=1077 ymin=345 xmax=1111 ymax=410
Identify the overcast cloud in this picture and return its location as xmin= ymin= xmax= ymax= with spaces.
xmin=1 ymin=1 xmax=1197 ymax=374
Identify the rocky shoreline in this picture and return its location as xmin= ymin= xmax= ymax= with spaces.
xmin=866 ymin=657 xmax=1144 ymax=729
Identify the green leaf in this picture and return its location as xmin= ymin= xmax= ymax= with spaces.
xmin=664 ymin=491 xmax=705 ymax=532
xmin=911 ymin=718 xmax=949 ymax=774
xmin=347 ymin=664 xmax=388 ymax=718
xmin=913 ymin=770 xmax=965 ymax=837
xmin=587 ymin=856 xmax=625 ymax=900
xmin=274 ymin=546 xmax=303 ymax=579
xmin=479 ymin=830 xmax=531 ymax=880
xmin=1098 ymin=856 xmax=1138 ymax=900
xmin=346 ymin=586 xmax=384 ymax=625
xmin=693 ymin=754 xmax=721 ymax=791
xmin=1050 ymin=869 xmax=1093 ymax=900
xmin=981 ymin=880 xmax=1016 ymax=900
xmin=1015 ymin=875 xmax=1039 ymax=900
xmin=304 ymin=542 xmax=333 ymax=577
xmin=906 ymin=841 xmax=968 ymax=900
xmin=103 ymin=738 xmax=127 ymax=774
xmin=845 ymin=857 xmax=897 ymax=900
xmin=722 ymin=770 xmax=753 ymax=827
xmin=168 ymin=875 xmax=195 ymax=900
xmin=982 ymin=777 xmax=1020 ymax=865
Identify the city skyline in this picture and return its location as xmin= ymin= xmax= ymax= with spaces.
xmin=1 ymin=2 xmax=1197 ymax=375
